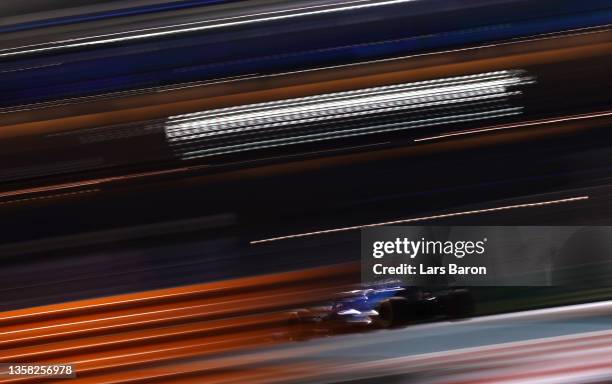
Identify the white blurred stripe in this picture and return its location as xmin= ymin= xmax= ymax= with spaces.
xmin=251 ymin=196 xmax=588 ymax=244
xmin=165 ymin=70 xmax=532 ymax=159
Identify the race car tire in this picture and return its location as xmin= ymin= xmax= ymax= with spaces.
xmin=375 ymin=297 xmax=410 ymax=328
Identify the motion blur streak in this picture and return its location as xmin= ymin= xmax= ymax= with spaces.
xmin=1 ymin=27 xmax=610 ymax=138
xmin=0 ymin=264 xmax=358 ymax=383
xmin=0 ymin=166 xmax=204 ymax=200
xmin=4 ymin=299 xmax=603 ymax=384
xmin=251 ymin=196 xmax=589 ymax=244
xmin=2 ymin=1 xmax=612 ymax=384
xmin=191 ymin=301 xmax=612 ymax=384
xmin=414 ymin=110 xmax=612 ymax=142
xmin=0 ymin=0 xmax=420 ymax=57
xmin=0 ymin=189 xmax=99 ymax=206
xmin=165 ymin=70 xmax=530 ymax=159
xmin=319 ymin=304 xmax=612 ymax=384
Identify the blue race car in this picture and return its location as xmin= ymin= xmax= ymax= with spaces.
xmin=289 ymin=283 xmax=474 ymax=337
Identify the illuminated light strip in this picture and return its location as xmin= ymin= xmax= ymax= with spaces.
xmin=167 ymin=86 xmax=518 ymax=137
xmin=166 ymin=70 xmax=522 ymax=124
xmin=0 ymin=0 xmax=420 ymax=58
xmin=167 ymin=71 xmax=520 ymax=121
xmin=179 ymin=108 xmax=523 ymax=159
xmin=176 ymin=109 xmax=523 ymax=158
xmin=169 ymin=92 xmax=520 ymax=142
xmin=414 ymin=110 xmax=612 ymax=142
xmin=250 ymin=196 xmax=589 ymax=244
xmin=165 ymin=70 xmax=531 ymax=159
